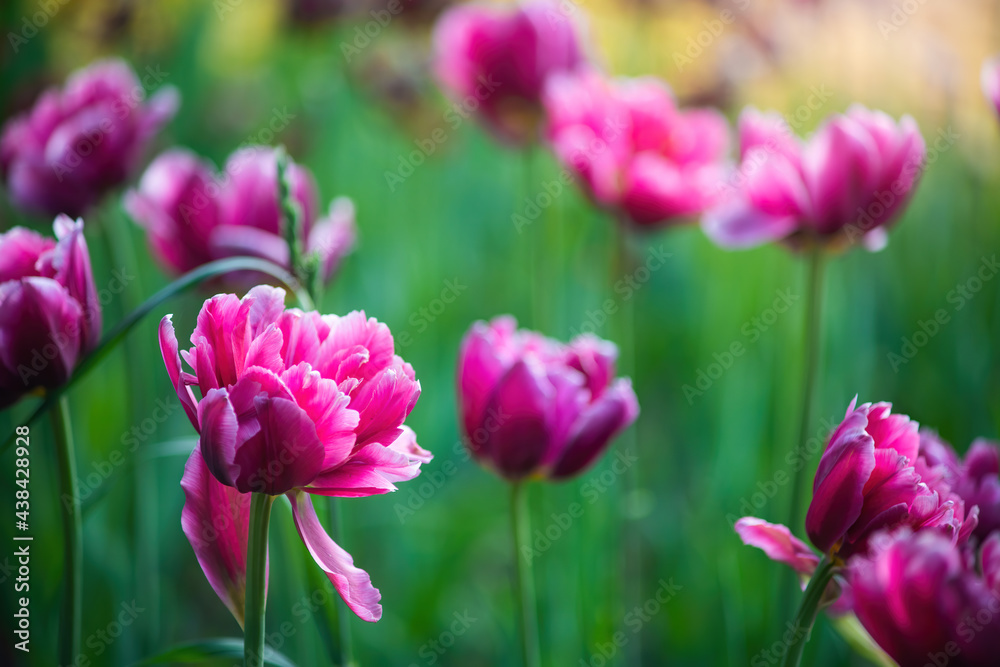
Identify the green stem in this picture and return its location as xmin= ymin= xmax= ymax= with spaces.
xmin=52 ymin=396 xmax=81 ymax=666
xmin=783 ymin=249 xmax=826 ymax=620
xmin=781 ymin=559 xmax=837 ymax=667
xmin=328 ymin=498 xmax=355 ymax=666
xmin=511 ymin=482 xmax=540 ymax=667
xmin=244 ymin=493 xmax=275 ymax=667
xmin=1 ymin=257 xmax=312 ymax=453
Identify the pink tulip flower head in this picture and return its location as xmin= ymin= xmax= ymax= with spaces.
xmin=457 ymin=316 xmax=639 ymax=481
xmin=703 ymin=105 xmax=925 ymax=251
xmin=849 ymin=529 xmax=1000 ymax=667
xmin=0 ymin=216 xmax=101 ymax=408
xmin=542 ymin=69 xmax=729 ymax=228
xmin=983 ymin=55 xmax=1000 ymax=119
xmin=1 ymin=59 xmax=178 ymax=218
xmin=950 ymin=439 xmax=1000 ymax=543
xmin=125 ymin=146 xmax=356 ymax=282
xmin=162 ymin=286 xmax=429 ymax=623
xmin=433 ymin=0 xmax=587 ymax=144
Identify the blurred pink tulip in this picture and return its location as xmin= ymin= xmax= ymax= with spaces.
xmin=703 ymin=105 xmax=925 ymax=251
xmin=983 ymin=56 xmax=1000 ymax=119
xmin=457 ymin=316 xmax=638 ymax=481
xmin=850 ymin=529 xmax=1000 ymax=667
xmin=125 ymin=146 xmax=356 ymax=282
xmin=543 ymin=69 xmax=729 ymax=228
xmin=0 ymin=215 xmax=101 ymax=408
xmin=164 ymin=286 xmax=428 ymax=623
xmin=433 ymin=0 xmax=587 ymax=144
xmin=0 ymin=59 xmax=178 ymax=218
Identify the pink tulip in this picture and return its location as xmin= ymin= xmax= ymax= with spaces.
xmin=923 ymin=432 xmax=1000 ymax=543
xmin=1 ymin=59 xmax=178 ymax=218
xmin=125 ymin=146 xmax=356 ymax=282
xmin=983 ymin=56 xmax=1000 ymax=119
xmin=849 ymin=529 xmax=1000 ymax=667
xmin=457 ymin=316 xmax=638 ymax=480
xmin=703 ymin=105 xmax=925 ymax=250
xmin=432 ymin=0 xmax=587 ymax=144
xmin=542 ymin=69 xmax=729 ymax=228
xmin=0 ymin=215 xmax=101 ymax=408
xmin=163 ymin=286 xmax=429 ymax=623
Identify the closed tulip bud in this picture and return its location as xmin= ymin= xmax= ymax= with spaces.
xmin=0 ymin=59 xmax=178 ymax=218
xmin=456 ymin=316 xmax=638 ymax=481
xmin=0 ymin=215 xmax=101 ymax=407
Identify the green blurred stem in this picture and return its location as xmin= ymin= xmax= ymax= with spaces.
xmin=244 ymin=493 xmax=274 ymax=667
xmin=781 ymin=558 xmax=836 ymax=667
xmin=783 ymin=250 xmax=826 ymax=618
xmin=329 ymin=499 xmax=355 ymax=666
xmin=52 ymin=396 xmax=81 ymax=666
xmin=1 ymin=257 xmax=311 ymax=454
xmin=511 ymin=482 xmax=540 ymax=667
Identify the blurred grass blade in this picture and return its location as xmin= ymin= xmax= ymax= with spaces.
xmin=133 ymin=637 xmax=299 ymax=666
xmin=1 ymin=256 xmax=312 ymax=454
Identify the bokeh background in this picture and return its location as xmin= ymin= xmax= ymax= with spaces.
xmin=1 ymin=0 xmax=999 ymax=665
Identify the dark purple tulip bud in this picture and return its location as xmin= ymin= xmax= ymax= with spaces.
xmin=1 ymin=59 xmax=178 ymax=218
xmin=456 ymin=316 xmax=638 ymax=481
xmin=0 ymin=215 xmax=101 ymax=407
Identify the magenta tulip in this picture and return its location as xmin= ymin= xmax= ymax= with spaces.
xmin=163 ymin=286 xmax=428 ymax=623
xmin=983 ymin=56 xmax=1000 ymax=119
xmin=125 ymin=146 xmax=356 ymax=282
xmin=952 ymin=440 xmax=1000 ymax=542
xmin=542 ymin=69 xmax=729 ymax=228
xmin=457 ymin=316 xmax=638 ymax=481
xmin=806 ymin=399 xmax=976 ymax=559
xmin=703 ymin=105 xmax=925 ymax=251
xmin=0 ymin=215 xmax=101 ymax=408
xmin=1 ymin=59 xmax=178 ymax=218
xmin=849 ymin=529 xmax=1000 ymax=667
xmin=432 ymin=0 xmax=587 ymax=144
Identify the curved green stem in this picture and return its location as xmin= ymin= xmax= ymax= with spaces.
xmin=244 ymin=493 xmax=275 ymax=667
xmin=511 ymin=482 xmax=541 ymax=667
xmin=782 ymin=250 xmax=826 ymax=618
xmin=1 ymin=257 xmax=312 ymax=454
xmin=52 ymin=396 xmax=81 ymax=666
xmin=781 ymin=559 xmax=837 ymax=667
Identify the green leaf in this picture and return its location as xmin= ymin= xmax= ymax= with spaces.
xmin=133 ymin=637 xmax=300 ymax=667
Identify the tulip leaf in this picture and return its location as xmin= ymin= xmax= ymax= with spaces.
xmin=133 ymin=637 xmax=299 ymax=667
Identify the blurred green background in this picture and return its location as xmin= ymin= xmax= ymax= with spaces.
xmin=1 ymin=0 xmax=999 ymax=665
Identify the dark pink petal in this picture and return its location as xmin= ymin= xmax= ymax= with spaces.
xmin=481 ymin=359 xmax=553 ymax=478
xmin=308 ymin=442 xmax=415 ymax=497
xmin=158 ymin=315 xmax=198 ymax=428
xmin=564 ymin=333 xmax=617 ymax=399
xmin=807 ymin=418 xmax=876 ymax=554
xmin=191 ymin=293 xmax=244 ymax=387
xmin=197 ymin=388 xmax=240 ymax=488
xmin=864 ymin=402 xmax=919 ymax=462
xmin=281 ymin=362 xmax=358 ymax=470
xmin=350 ymin=365 xmax=421 ymax=449
xmin=288 ymin=490 xmax=382 ymax=622
xmin=231 ymin=396 xmax=324 ymax=495
xmin=843 ymin=449 xmax=920 ymax=552
xmin=735 ymin=517 xmax=819 ymax=575
xmin=550 ymin=378 xmax=638 ymax=479
xmin=46 ymin=216 xmax=101 ymax=349
xmin=457 ymin=319 xmax=511 ymax=457
xmin=180 ymin=449 xmax=256 ymax=627
xmin=0 ymin=227 xmax=54 ymax=282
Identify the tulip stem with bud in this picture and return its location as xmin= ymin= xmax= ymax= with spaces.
xmin=781 ymin=558 xmax=837 ymax=667
xmin=511 ymin=482 xmax=541 ymax=667
xmin=783 ymin=249 xmax=826 ymax=617
xmin=52 ymin=396 xmax=81 ymax=666
xmin=244 ymin=493 xmax=274 ymax=667
xmin=276 ymin=147 xmax=320 ymax=303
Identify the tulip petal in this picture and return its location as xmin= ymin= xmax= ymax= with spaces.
xmin=180 ymin=448 xmax=257 ymax=628
xmin=735 ymin=517 xmax=819 ymax=575
xmin=482 ymin=359 xmax=553 ymax=478
xmin=288 ymin=490 xmax=382 ymax=622
xmin=550 ymin=377 xmax=638 ymax=479
xmin=807 ymin=428 xmax=876 ymax=554
xmin=159 ymin=314 xmax=199 ymax=428
xmin=197 ymin=388 xmax=240 ymax=488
